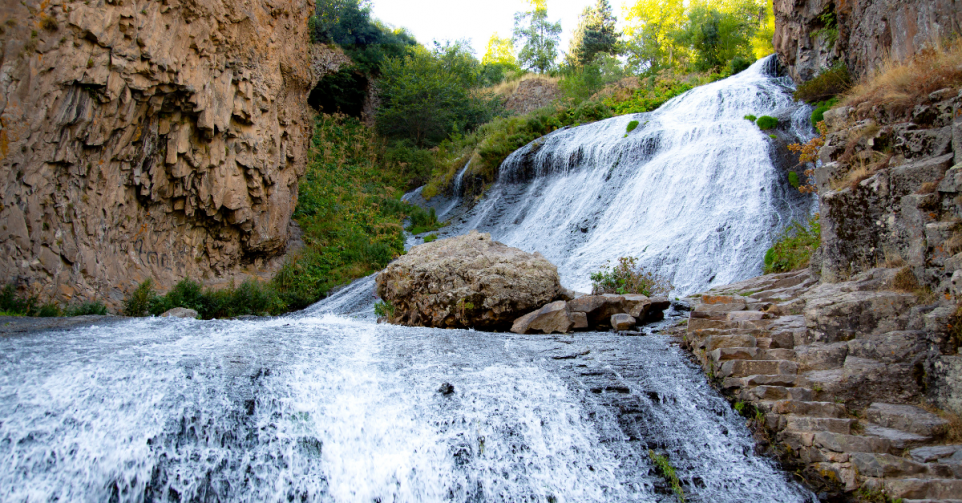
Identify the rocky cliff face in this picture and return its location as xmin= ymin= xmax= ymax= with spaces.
xmin=0 ymin=0 xmax=345 ymax=305
xmin=774 ymin=0 xmax=962 ymax=82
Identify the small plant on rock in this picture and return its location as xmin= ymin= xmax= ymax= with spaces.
xmin=626 ymin=120 xmax=640 ymax=133
xmin=649 ymin=450 xmax=685 ymax=502
xmin=764 ymin=215 xmax=821 ymax=274
xmin=743 ymin=114 xmax=757 ymax=122
xmin=589 ymin=256 xmax=672 ymax=296
xmin=374 ymin=299 xmax=395 ymax=319
xmin=755 ymin=115 xmax=778 ymax=130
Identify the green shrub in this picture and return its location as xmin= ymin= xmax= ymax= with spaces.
xmin=374 ymin=300 xmax=395 ymax=318
xmin=764 ymin=215 xmax=821 ymax=274
xmin=65 ymin=301 xmax=108 ymax=316
xmin=423 ymin=233 xmax=438 ymax=243
xmin=755 ymin=115 xmax=778 ymax=130
xmin=809 ymin=97 xmax=839 ymax=128
xmin=406 ymin=206 xmax=442 ymax=235
xmin=793 ymin=63 xmax=852 ymax=103
xmin=123 ymin=279 xmax=157 ymax=317
xmin=788 ymin=171 xmax=800 ymax=188
xmin=0 ymin=284 xmax=35 ymax=316
xmin=743 ymin=114 xmax=757 ymax=122
xmin=727 ymin=55 xmax=752 ymax=75
xmin=589 ymin=256 xmax=672 ymax=296
xmin=626 ymin=120 xmax=640 ymax=133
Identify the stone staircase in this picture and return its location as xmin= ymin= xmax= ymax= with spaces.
xmin=682 ymin=269 xmax=962 ymax=501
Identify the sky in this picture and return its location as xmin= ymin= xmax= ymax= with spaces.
xmin=369 ymin=0 xmax=630 ymax=61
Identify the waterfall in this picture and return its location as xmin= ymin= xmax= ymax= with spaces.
xmin=438 ymin=56 xmax=816 ymax=294
xmin=0 ymin=57 xmax=818 ymax=502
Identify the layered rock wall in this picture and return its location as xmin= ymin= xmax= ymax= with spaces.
xmin=774 ymin=0 xmax=962 ymax=82
xmin=0 ymin=0 xmax=342 ymax=305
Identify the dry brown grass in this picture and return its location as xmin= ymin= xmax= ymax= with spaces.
xmin=892 ymin=267 xmax=920 ymax=292
xmin=920 ymin=402 xmax=962 ymax=443
xmin=842 ymin=38 xmax=962 ymax=117
xmin=486 ymin=74 xmax=561 ymax=101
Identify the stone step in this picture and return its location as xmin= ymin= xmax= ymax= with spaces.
xmin=813 ymin=431 xmax=896 ymax=455
xmin=864 ymin=423 xmax=933 ymax=450
xmin=740 ymin=385 xmax=812 ymax=402
xmin=741 ymin=374 xmax=799 ymax=387
xmin=718 ymin=359 xmax=798 ymax=379
xmin=782 ymin=415 xmax=854 ymax=434
xmin=910 ymin=445 xmax=962 ymax=463
xmin=866 ymin=403 xmax=950 ymax=438
xmin=756 ymin=337 xmax=772 ymax=349
xmin=706 ymin=334 xmax=758 ymax=351
xmin=851 ymin=452 xmax=931 ymax=478
xmin=878 ymin=478 xmax=962 ymax=500
xmin=757 ymin=348 xmax=796 ymax=360
xmin=688 ymin=318 xmax=737 ymax=331
xmin=771 ymin=400 xmax=847 ymax=418
xmin=710 ymin=347 xmax=756 ymax=362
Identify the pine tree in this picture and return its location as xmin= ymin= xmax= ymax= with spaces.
xmin=568 ymin=0 xmax=620 ymax=67
xmin=513 ymin=0 xmax=561 ymax=73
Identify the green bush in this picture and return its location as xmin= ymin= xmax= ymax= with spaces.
xmin=809 ymin=97 xmax=839 ymax=128
xmin=727 ymin=55 xmax=752 ymax=75
xmin=755 ymin=115 xmax=778 ymax=130
xmin=65 ymin=301 xmax=108 ymax=316
xmin=374 ymin=300 xmax=395 ymax=318
xmin=123 ymin=279 xmax=156 ymax=317
xmin=788 ymin=171 xmax=801 ymax=188
xmin=406 ymin=206 xmax=442 ymax=235
xmin=423 ymin=233 xmax=438 ymax=243
xmin=589 ymin=256 xmax=672 ymax=296
xmin=764 ymin=215 xmax=821 ymax=274
xmin=793 ymin=63 xmax=852 ymax=103
xmin=743 ymin=114 xmax=756 ymax=122
xmin=626 ymin=120 xmax=640 ymax=133
xmin=122 ymin=277 xmax=287 ymax=319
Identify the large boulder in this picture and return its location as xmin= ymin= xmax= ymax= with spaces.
xmin=510 ymin=301 xmax=573 ymax=334
xmin=376 ymin=231 xmax=562 ymax=329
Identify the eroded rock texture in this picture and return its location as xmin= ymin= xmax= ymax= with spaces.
xmin=0 ymin=0 xmax=345 ymax=305
xmin=774 ymin=0 xmax=962 ymax=82
xmin=375 ymin=231 xmax=563 ymax=330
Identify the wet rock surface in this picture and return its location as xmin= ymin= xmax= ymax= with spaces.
xmin=376 ymin=231 xmax=563 ymax=330
xmin=0 ymin=0 xmax=342 ymax=307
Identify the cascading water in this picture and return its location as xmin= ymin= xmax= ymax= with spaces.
xmin=434 ymin=56 xmax=816 ymax=294
xmin=0 ymin=301 xmax=814 ymax=502
xmin=0 ymin=56 xmax=818 ymax=502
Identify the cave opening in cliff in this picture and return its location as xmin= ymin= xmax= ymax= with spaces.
xmin=309 ymin=68 xmax=368 ymax=119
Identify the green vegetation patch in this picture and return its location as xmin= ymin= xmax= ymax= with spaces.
xmin=743 ymin=114 xmax=757 ymax=122
xmin=274 ymin=114 xmax=416 ymax=310
xmin=626 ymin=120 xmax=640 ymax=133
xmin=122 ymin=278 xmax=285 ymax=319
xmin=0 ymin=284 xmax=64 ymax=317
xmin=764 ymin=215 xmax=821 ymax=274
xmin=754 ymin=115 xmax=778 ymax=130
xmin=809 ymin=97 xmax=840 ymax=128
xmin=589 ymin=256 xmax=672 ymax=296
xmin=648 ymin=450 xmax=685 ymax=502
xmin=793 ymin=63 xmax=852 ymax=104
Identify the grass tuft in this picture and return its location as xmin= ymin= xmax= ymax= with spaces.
xmin=764 ymin=215 xmax=821 ymax=274
xmin=590 ymin=256 xmax=672 ymax=296
xmin=794 ymin=64 xmax=853 ymax=103
xmin=842 ymin=38 xmax=962 ymax=119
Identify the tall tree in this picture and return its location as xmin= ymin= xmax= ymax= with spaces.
xmin=568 ymin=0 xmax=620 ymax=66
xmin=482 ymin=32 xmax=518 ymax=67
xmin=513 ymin=0 xmax=562 ymax=73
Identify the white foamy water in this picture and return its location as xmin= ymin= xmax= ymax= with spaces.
xmin=434 ymin=56 xmax=815 ymax=294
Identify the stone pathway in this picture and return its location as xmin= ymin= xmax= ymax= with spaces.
xmin=682 ymin=269 xmax=962 ymax=502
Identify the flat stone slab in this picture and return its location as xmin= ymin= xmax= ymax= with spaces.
xmin=866 ymin=403 xmax=949 ymax=437
xmin=910 ymin=445 xmax=962 ymax=463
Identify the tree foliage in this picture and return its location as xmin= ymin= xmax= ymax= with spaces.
xmin=625 ymin=0 xmax=773 ymax=73
xmin=376 ymin=42 xmax=500 ymax=148
xmin=513 ymin=0 xmax=562 ymax=73
xmin=568 ymin=0 xmax=620 ymax=67
xmin=311 ymin=0 xmax=417 ymax=74
xmin=482 ymin=32 xmax=518 ymax=67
